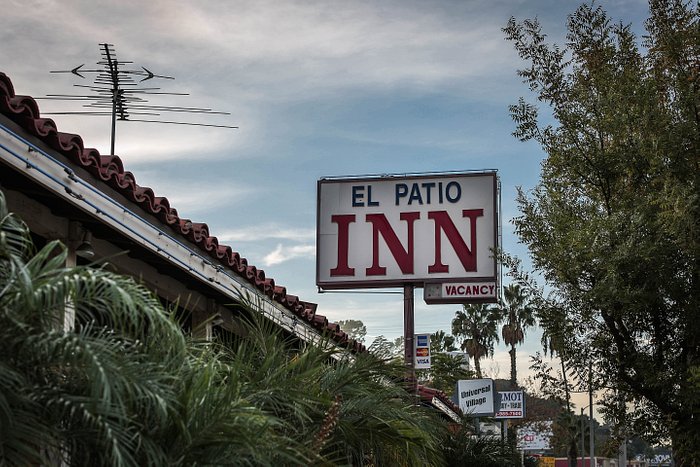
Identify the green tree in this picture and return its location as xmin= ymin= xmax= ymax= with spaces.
xmin=500 ymin=284 xmax=536 ymax=388
xmin=417 ymin=331 xmax=473 ymax=395
xmin=219 ymin=312 xmax=447 ymax=466
xmin=369 ymin=334 xmax=404 ymax=360
xmin=337 ymin=319 xmax=367 ymax=343
xmin=431 ymin=329 xmax=458 ymax=352
xmin=423 ymin=352 xmax=473 ymax=395
xmin=0 ymin=191 xmax=450 ymax=466
xmin=0 ymin=191 xmax=297 ymax=466
xmin=452 ymin=304 xmax=502 ymax=378
xmin=441 ymin=418 xmax=512 ymax=467
xmin=504 ymin=1 xmax=700 ymax=463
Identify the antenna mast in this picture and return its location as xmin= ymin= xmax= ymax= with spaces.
xmin=43 ymin=43 xmax=237 ymax=155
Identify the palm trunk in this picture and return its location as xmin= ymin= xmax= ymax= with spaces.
xmin=474 ymin=357 xmax=482 ymax=378
xmin=509 ymin=345 xmax=517 ymax=388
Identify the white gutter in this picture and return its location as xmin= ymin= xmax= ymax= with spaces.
xmin=0 ymin=121 xmax=328 ymax=347
xmin=431 ymin=397 xmax=461 ymax=423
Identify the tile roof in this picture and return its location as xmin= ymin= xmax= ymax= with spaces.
xmin=0 ymin=71 xmax=462 ymax=419
xmin=417 ymin=384 xmax=461 ymax=417
xmin=0 ymin=71 xmax=365 ymax=354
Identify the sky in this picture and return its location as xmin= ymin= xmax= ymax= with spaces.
xmin=2 ymin=0 xmax=651 ymax=404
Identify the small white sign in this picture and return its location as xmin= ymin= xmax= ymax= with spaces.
xmin=495 ymin=390 xmax=525 ymax=419
xmin=414 ymin=333 xmax=431 ymax=369
xmin=424 ymin=281 xmax=498 ymax=304
xmin=517 ymin=421 xmax=552 ymax=451
xmin=456 ymin=379 xmax=496 ymax=416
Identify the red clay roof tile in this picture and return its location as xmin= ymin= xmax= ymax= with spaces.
xmin=0 ymin=71 xmax=366 ymax=354
xmin=0 ymin=70 xmax=464 ymax=418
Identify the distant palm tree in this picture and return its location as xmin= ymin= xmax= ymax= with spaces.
xmin=431 ymin=329 xmax=458 ymax=353
xmin=500 ymin=284 xmax=536 ymax=388
xmin=451 ymin=304 xmax=502 ymax=378
xmin=219 ymin=311 xmax=447 ymax=466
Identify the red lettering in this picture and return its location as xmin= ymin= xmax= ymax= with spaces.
xmin=365 ymin=212 xmax=420 ymax=276
xmin=428 ymin=209 xmax=484 ymax=274
xmin=457 ymin=285 xmax=465 ymax=295
xmin=330 ymin=214 xmax=355 ymax=276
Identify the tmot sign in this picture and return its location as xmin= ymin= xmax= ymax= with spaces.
xmin=316 ymin=172 xmax=498 ymax=289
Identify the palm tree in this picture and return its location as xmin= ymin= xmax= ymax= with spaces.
xmin=0 ymin=193 xmax=189 ymax=466
xmin=500 ymin=284 xmax=536 ymax=388
xmin=430 ymin=329 xmax=458 ymax=353
xmin=541 ymin=316 xmax=579 ymax=467
xmin=0 ymin=190 xmax=449 ymax=466
xmin=0 ymin=192 xmax=307 ymax=466
xmin=451 ymin=303 xmax=502 ymax=378
xmin=223 ymin=309 xmax=447 ymax=466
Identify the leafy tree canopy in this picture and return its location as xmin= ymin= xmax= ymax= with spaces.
xmin=504 ymin=0 xmax=700 ymax=463
xmin=452 ymin=304 xmax=502 ymax=378
xmin=0 ymin=191 xmax=449 ymax=466
xmin=337 ymin=319 xmax=367 ymax=343
xmin=431 ymin=329 xmax=458 ymax=353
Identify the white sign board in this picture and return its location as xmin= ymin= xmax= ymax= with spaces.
xmin=495 ymin=390 xmax=525 ymax=419
xmin=316 ymin=172 xmax=498 ymax=289
xmin=517 ymin=421 xmax=553 ymax=451
xmin=456 ymin=378 xmax=496 ymax=416
xmin=414 ymin=333 xmax=431 ymax=369
xmin=423 ymin=281 xmax=498 ymax=304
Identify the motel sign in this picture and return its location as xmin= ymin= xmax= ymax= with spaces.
xmin=316 ymin=172 xmax=498 ymax=293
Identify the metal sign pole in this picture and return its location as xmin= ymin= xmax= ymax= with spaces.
xmin=403 ymin=284 xmax=416 ymax=395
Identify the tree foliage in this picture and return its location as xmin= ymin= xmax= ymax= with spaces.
xmin=0 ymin=191 xmax=453 ymax=466
xmin=431 ymin=329 xmax=458 ymax=353
xmin=369 ymin=334 xmax=404 ymax=360
xmin=452 ymin=304 xmax=502 ymax=378
xmin=500 ymin=284 xmax=536 ymax=388
xmin=441 ymin=418 xmax=513 ymax=467
xmin=504 ymin=1 xmax=700 ymax=463
xmin=337 ymin=319 xmax=367 ymax=343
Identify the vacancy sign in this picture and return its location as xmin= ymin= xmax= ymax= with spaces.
xmin=316 ymin=172 xmax=498 ymax=290
xmin=423 ymin=281 xmax=498 ymax=304
xmin=414 ymin=333 xmax=431 ymax=369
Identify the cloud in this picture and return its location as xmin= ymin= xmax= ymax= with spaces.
xmin=218 ymin=224 xmax=315 ymax=243
xmin=263 ymin=243 xmax=315 ymax=266
xmin=1 ymin=0 xmax=519 ymax=103
xmin=181 ymin=0 xmax=517 ymax=101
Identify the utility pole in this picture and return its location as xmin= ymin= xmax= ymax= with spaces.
xmin=403 ymin=284 xmax=416 ymax=395
xmin=580 ymin=407 xmax=585 ymax=466
xmin=589 ymin=363 xmax=594 ymax=467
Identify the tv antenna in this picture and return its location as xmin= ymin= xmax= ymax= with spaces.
xmin=40 ymin=43 xmax=237 ymax=155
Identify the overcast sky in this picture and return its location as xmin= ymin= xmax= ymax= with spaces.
xmin=2 ymin=0 xmax=650 ymax=392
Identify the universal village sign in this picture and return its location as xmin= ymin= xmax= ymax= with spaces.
xmin=316 ymin=171 xmax=522 ymax=422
